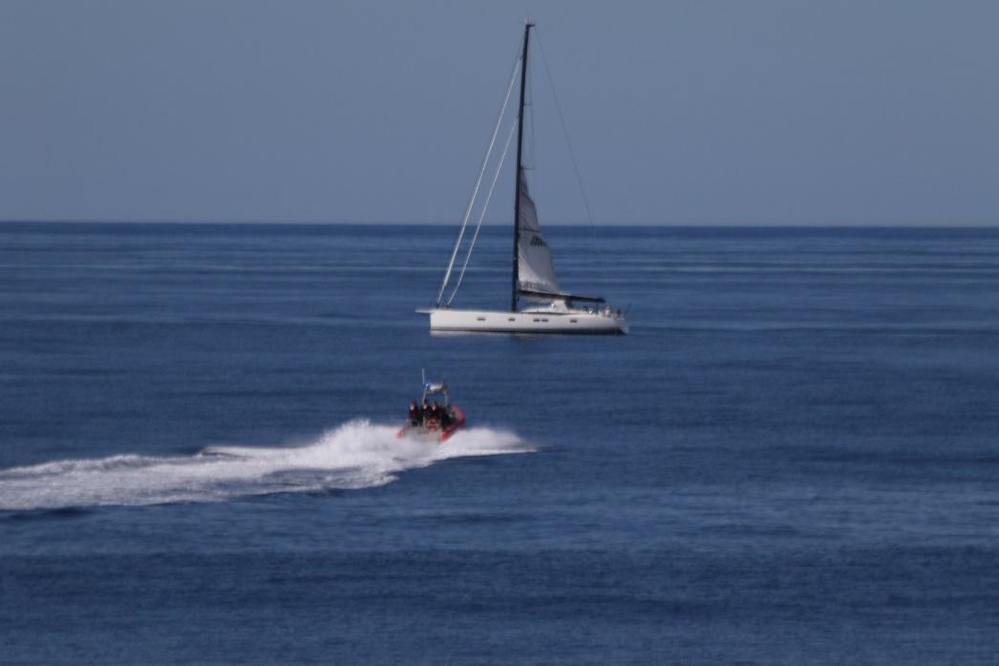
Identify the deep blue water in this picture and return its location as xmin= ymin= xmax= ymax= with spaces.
xmin=2 ymin=222 xmax=998 ymax=664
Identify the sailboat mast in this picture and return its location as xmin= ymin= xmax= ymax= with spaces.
xmin=511 ymin=22 xmax=533 ymax=312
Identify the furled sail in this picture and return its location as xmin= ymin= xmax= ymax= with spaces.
xmin=516 ymin=170 xmax=561 ymax=297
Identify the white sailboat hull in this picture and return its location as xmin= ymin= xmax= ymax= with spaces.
xmin=424 ymin=308 xmax=628 ymax=335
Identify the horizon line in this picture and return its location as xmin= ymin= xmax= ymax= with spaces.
xmin=2 ymin=219 xmax=998 ymax=228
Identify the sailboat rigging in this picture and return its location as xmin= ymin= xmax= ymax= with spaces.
xmin=421 ymin=23 xmax=628 ymax=335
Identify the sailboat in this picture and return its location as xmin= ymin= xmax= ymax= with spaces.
xmin=421 ymin=23 xmax=628 ymax=335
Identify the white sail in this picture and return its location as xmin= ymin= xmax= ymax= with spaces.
xmin=516 ymin=170 xmax=561 ymax=297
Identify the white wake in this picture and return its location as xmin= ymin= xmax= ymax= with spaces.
xmin=0 ymin=420 xmax=533 ymax=511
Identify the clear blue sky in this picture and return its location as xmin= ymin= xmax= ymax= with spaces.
xmin=2 ymin=0 xmax=997 ymax=225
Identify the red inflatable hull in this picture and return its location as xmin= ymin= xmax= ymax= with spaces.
xmin=397 ymin=405 xmax=465 ymax=443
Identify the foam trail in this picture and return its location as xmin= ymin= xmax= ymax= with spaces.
xmin=0 ymin=420 xmax=534 ymax=511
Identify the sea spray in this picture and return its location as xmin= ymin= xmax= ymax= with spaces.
xmin=0 ymin=420 xmax=534 ymax=511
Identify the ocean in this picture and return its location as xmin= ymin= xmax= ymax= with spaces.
xmin=1 ymin=222 xmax=997 ymax=664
